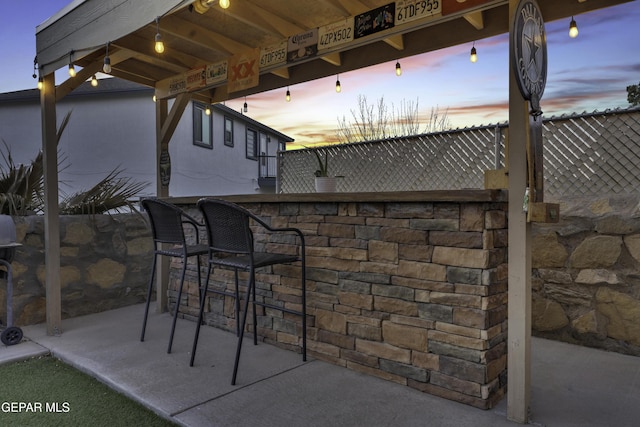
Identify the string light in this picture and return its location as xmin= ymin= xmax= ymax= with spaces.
xmin=154 ymin=18 xmax=165 ymax=53
xmin=33 ymin=57 xmax=42 ymax=90
xmin=91 ymin=75 xmax=98 ymax=87
xmin=395 ymin=61 xmax=402 ymax=76
xmin=286 ymin=87 xmax=291 ymax=102
xmin=193 ymin=0 xmax=226 ymax=13
xmin=470 ymin=43 xmax=478 ymax=63
xmin=153 ymin=95 xmax=157 ymax=102
xmin=103 ymin=42 xmax=112 ymax=73
xmin=243 ymin=97 xmax=248 ymax=113
xmin=335 ymin=75 xmax=341 ymax=93
xmin=205 ymin=105 xmax=211 ymax=115
xmin=569 ymin=16 xmax=578 ymax=38
xmin=68 ymin=52 xmax=76 ymax=77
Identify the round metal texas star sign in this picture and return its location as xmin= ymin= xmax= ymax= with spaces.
xmin=512 ymin=0 xmax=547 ymax=116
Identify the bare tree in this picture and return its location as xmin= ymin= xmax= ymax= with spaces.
xmin=336 ymin=95 xmax=451 ymax=143
xmin=423 ymin=105 xmax=452 ymax=134
xmin=389 ymin=98 xmax=422 ymax=137
xmin=336 ymin=95 xmax=388 ymax=143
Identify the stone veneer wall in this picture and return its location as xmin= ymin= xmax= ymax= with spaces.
xmin=0 ymin=214 xmax=152 ymax=326
xmin=172 ymin=198 xmax=509 ymax=409
xmin=532 ymin=195 xmax=640 ymax=356
xmin=6 ymin=194 xmax=638 ymax=404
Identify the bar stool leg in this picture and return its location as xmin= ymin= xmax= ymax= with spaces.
xmin=234 ymin=269 xmax=240 ymax=336
xmin=167 ymin=257 xmax=187 ymax=353
xmin=232 ymin=270 xmax=255 ymax=385
xmin=190 ymin=262 xmax=212 ymax=366
xmin=140 ymin=253 xmax=158 ymax=342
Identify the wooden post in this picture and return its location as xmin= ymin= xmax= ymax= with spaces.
xmin=507 ymin=0 xmax=532 ymax=422
xmin=155 ymin=98 xmax=170 ymax=313
xmin=40 ymin=72 xmax=62 ymax=336
xmin=153 ymin=93 xmax=190 ymax=312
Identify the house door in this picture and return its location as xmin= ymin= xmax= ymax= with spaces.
xmin=259 ymin=133 xmax=271 ymax=177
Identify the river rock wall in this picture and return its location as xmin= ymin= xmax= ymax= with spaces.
xmin=0 ymin=214 xmax=152 ymax=326
xmin=532 ymin=195 xmax=640 ymax=356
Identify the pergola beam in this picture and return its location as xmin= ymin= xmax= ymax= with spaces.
xmin=161 ymin=14 xmax=253 ymax=56
xmin=464 ymin=11 xmax=485 ymax=30
xmin=56 ymin=61 xmax=104 ymax=101
xmin=36 ymin=0 xmax=186 ymax=76
xmin=225 ymin=1 xmax=305 ymax=37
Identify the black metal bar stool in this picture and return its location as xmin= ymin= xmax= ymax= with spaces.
xmin=190 ymin=198 xmax=306 ymax=385
xmin=140 ymin=198 xmax=208 ymax=353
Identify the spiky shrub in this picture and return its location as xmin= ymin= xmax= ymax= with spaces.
xmin=0 ymin=111 xmax=148 ymax=215
xmin=59 ymin=168 xmax=148 ymax=215
xmin=0 ymin=147 xmax=43 ymax=215
xmin=0 ymin=111 xmax=71 ymax=215
xmin=313 ymin=149 xmax=329 ymax=177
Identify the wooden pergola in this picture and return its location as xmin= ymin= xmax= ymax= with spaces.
xmin=35 ymin=0 xmax=631 ymax=422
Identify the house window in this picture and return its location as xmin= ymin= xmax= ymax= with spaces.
xmin=224 ymin=116 xmax=234 ymax=147
xmin=193 ymin=102 xmax=213 ymax=149
xmin=246 ymin=128 xmax=258 ymax=160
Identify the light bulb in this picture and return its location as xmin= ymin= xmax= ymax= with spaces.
xmin=103 ymin=56 xmax=111 ymax=73
xmin=569 ymin=18 xmax=578 ymax=38
xmin=91 ymin=75 xmax=98 ymax=87
xmin=219 ymin=0 xmax=230 ymax=9
xmin=395 ymin=61 xmax=402 ymax=76
xmin=37 ymin=77 xmax=44 ymax=90
xmin=286 ymin=88 xmax=291 ymax=102
xmin=243 ymin=100 xmax=248 ymax=113
xmin=154 ymin=18 xmax=165 ymax=53
xmin=335 ymin=78 xmax=341 ymax=93
xmin=470 ymin=46 xmax=478 ymax=63
xmin=68 ymin=63 xmax=76 ymax=77
xmin=155 ymin=33 xmax=165 ymax=53
xmin=205 ymin=106 xmax=211 ymax=115
xmin=152 ymin=95 xmax=157 ymax=102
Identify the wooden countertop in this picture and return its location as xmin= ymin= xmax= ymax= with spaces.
xmin=168 ymin=190 xmax=508 ymax=205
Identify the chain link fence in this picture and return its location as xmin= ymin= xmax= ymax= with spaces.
xmin=279 ymin=108 xmax=640 ymax=197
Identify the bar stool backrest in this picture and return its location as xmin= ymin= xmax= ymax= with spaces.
xmin=141 ymin=198 xmax=187 ymax=246
xmin=197 ymin=199 xmax=253 ymax=255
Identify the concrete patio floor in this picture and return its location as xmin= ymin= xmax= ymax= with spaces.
xmin=2 ymin=303 xmax=640 ymax=426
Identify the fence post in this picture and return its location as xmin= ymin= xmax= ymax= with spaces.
xmin=276 ymin=150 xmax=281 ymax=194
xmin=494 ymin=125 xmax=502 ymax=170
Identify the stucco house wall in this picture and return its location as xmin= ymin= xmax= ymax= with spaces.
xmin=0 ymin=78 xmax=292 ymax=198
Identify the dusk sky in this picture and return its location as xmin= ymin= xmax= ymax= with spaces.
xmin=1 ymin=1 xmax=639 ymax=147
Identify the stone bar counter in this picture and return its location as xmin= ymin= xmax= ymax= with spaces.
xmin=169 ymin=190 xmax=508 ymax=409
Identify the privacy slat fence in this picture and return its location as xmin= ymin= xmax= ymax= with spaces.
xmin=279 ymin=108 xmax=640 ymax=197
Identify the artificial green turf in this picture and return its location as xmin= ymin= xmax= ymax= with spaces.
xmin=0 ymin=356 xmax=177 ymax=427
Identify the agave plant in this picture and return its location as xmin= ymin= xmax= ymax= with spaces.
xmin=303 ymin=145 xmax=330 ymax=177
xmin=0 ymin=111 xmax=71 ymax=215
xmin=0 ymin=110 xmax=148 ymax=216
xmin=313 ymin=149 xmax=330 ymax=177
xmin=59 ymin=167 xmax=148 ymax=215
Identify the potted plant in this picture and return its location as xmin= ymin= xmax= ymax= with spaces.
xmin=312 ymin=149 xmax=337 ymax=192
